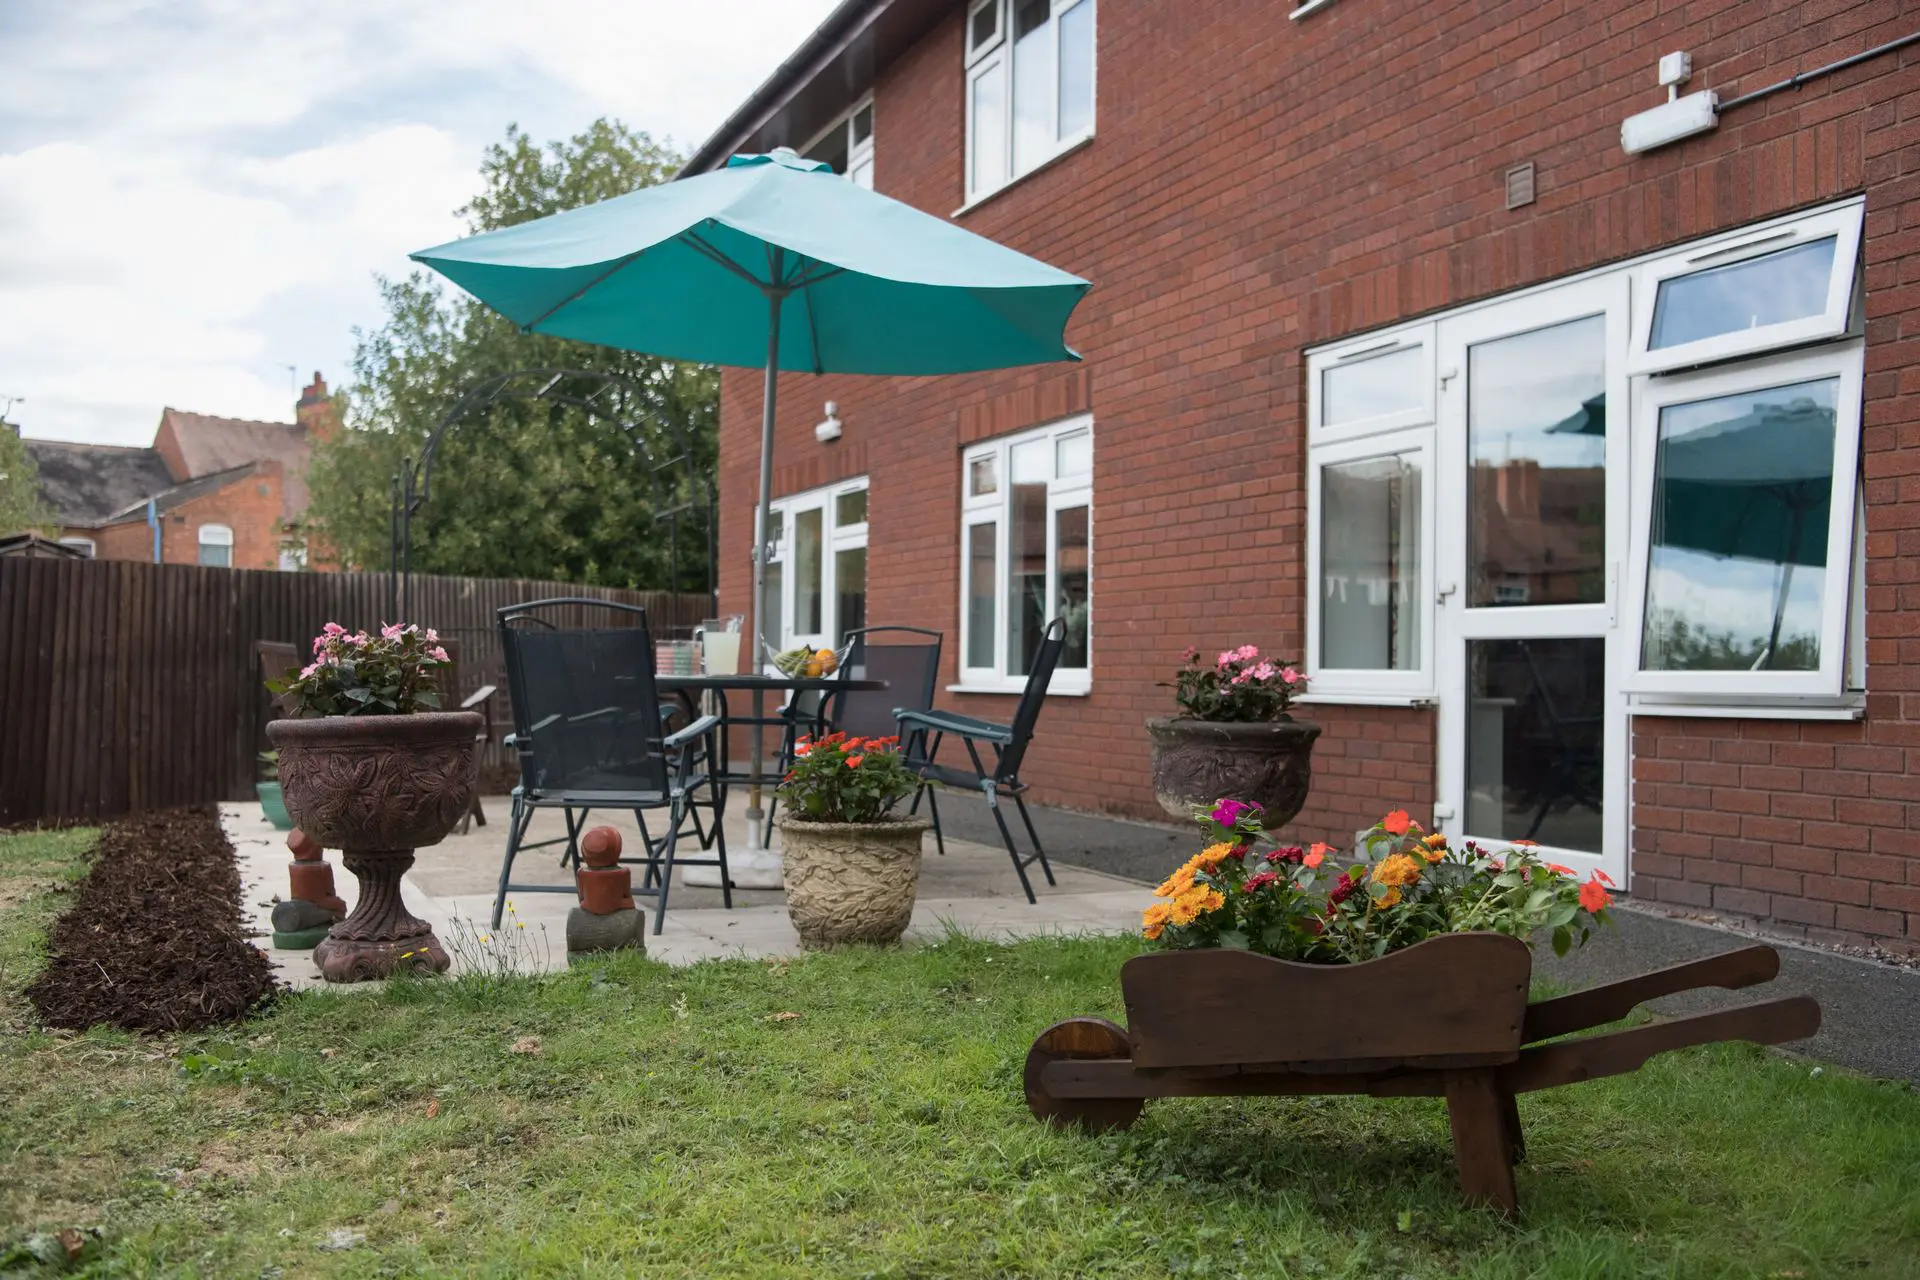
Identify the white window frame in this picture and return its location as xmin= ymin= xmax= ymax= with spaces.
xmin=765 ymin=477 xmax=869 ymax=654
xmin=963 ymin=0 xmax=1095 ymax=206
xmin=801 ymin=94 xmax=874 ymax=189
xmin=1306 ymin=322 xmax=1436 ymax=444
xmin=1628 ymin=201 xmax=1863 ymax=376
xmin=57 ymin=536 xmax=96 ymax=558
xmin=197 ymin=523 xmax=233 ymax=568
xmin=1304 ymin=431 xmax=1436 ymax=699
xmin=1623 ymin=341 xmax=1864 ymax=700
xmin=956 ymin=414 xmax=1092 ymax=694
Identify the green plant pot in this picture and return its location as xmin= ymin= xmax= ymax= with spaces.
xmin=257 ymin=781 xmax=294 ymax=830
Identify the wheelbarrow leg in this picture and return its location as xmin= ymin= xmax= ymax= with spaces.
xmin=1443 ymin=1068 xmax=1519 ymax=1218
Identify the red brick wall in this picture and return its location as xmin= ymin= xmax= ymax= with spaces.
xmin=83 ymin=467 xmax=288 ymax=570
xmin=717 ymin=0 xmax=1920 ymax=948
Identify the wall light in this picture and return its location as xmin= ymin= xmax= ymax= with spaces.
xmin=815 ymin=401 xmax=843 ymax=443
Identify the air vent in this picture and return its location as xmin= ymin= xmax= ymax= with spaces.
xmin=1505 ymin=162 xmax=1536 ymax=210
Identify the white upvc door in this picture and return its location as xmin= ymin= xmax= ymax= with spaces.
xmin=1433 ymin=275 xmax=1631 ymax=886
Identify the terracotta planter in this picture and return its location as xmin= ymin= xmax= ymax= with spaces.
xmin=266 ymin=711 xmax=481 ymax=982
xmin=776 ymin=814 xmax=932 ymax=949
xmin=1145 ymin=716 xmax=1322 ymax=825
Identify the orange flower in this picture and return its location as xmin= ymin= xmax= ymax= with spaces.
xmin=1155 ymin=859 xmax=1199 ymax=898
xmin=1545 ymin=862 xmax=1575 ymax=877
xmin=1141 ymin=901 xmax=1173 ymax=940
xmin=1510 ymin=837 xmax=1539 ymax=848
xmin=1595 ymin=870 xmax=1617 ymax=887
xmin=1381 ymin=810 xmax=1411 ymax=836
xmin=1371 ymin=853 xmax=1423 ymax=888
xmin=1170 ymin=885 xmax=1225 ymax=926
xmin=1305 ymin=842 xmax=1330 ymax=869
xmin=846 ymin=754 xmax=865 ymax=768
xmin=1373 ymin=886 xmax=1403 ymax=909
xmin=1196 ymin=841 xmax=1238 ymax=870
xmin=1579 ymin=878 xmax=1612 ymax=913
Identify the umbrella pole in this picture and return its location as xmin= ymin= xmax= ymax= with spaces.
xmin=746 ymin=288 xmax=784 ymax=855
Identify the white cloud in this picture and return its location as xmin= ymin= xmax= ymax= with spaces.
xmin=0 ymin=0 xmax=840 ymax=445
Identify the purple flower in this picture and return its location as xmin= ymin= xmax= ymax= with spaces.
xmin=1210 ymin=797 xmax=1262 ymax=827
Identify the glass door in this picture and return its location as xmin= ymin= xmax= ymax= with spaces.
xmin=1434 ymin=277 xmax=1630 ymax=884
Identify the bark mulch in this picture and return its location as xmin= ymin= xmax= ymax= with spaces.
xmin=25 ymin=806 xmax=279 ymax=1032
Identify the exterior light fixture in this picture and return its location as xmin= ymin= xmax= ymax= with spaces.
xmin=1621 ymin=50 xmax=1717 ymax=155
xmin=815 ymin=401 xmax=843 ymax=443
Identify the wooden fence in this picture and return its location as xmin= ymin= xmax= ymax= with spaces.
xmin=0 ymin=557 xmax=709 ymax=825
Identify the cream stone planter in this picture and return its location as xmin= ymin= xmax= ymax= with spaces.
xmin=776 ymin=814 xmax=932 ymax=949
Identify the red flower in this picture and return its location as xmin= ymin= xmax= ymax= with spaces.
xmin=1242 ymin=870 xmax=1280 ymax=893
xmin=1381 ymin=810 xmax=1411 ymax=836
xmin=1595 ymin=870 xmax=1617 ymax=887
xmin=1228 ymin=843 xmax=1251 ymax=861
xmin=1545 ymin=862 xmax=1575 ymax=877
xmin=1266 ymin=845 xmax=1304 ymax=866
xmin=1327 ymin=870 xmax=1359 ymax=906
xmin=846 ymin=754 xmax=865 ymax=769
xmin=1579 ymin=878 xmax=1612 ymax=913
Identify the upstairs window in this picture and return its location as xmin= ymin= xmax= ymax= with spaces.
xmin=964 ymin=0 xmax=1094 ymax=203
xmin=802 ymin=97 xmax=875 ymax=189
xmin=197 ymin=523 xmax=232 ymax=568
xmin=57 ymin=536 xmax=96 ymax=558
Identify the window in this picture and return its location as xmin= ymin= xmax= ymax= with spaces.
xmin=959 ymin=416 xmax=1091 ymax=691
xmin=964 ymin=0 xmax=1094 ymax=203
xmin=57 ymin=536 xmax=95 ymax=558
xmin=1306 ymin=325 xmax=1436 ymax=443
xmin=197 ymin=524 xmax=232 ymax=568
xmin=1628 ymin=203 xmax=1862 ymax=375
xmin=764 ymin=479 xmax=868 ymax=653
xmin=1625 ymin=343 xmax=1863 ymax=699
xmin=802 ymin=96 xmax=874 ymax=189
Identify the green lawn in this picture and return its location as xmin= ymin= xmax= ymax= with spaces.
xmin=2 ymin=829 xmax=1917 ymax=1278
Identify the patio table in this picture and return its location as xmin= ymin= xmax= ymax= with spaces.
xmin=658 ymin=673 xmax=887 ymax=887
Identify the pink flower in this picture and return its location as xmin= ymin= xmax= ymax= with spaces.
xmin=321 ymin=622 xmax=346 ymax=637
xmin=1280 ymin=667 xmax=1301 ymax=685
xmin=1217 ymin=650 xmax=1237 ymax=669
xmin=1181 ymin=645 xmax=1199 ymax=663
xmin=380 ymin=623 xmax=404 ymax=640
xmin=299 ymin=662 xmax=319 ymax=679
xmin=423 ymin=628 xmax=440 ymax=643
xmin=1249 ymin=662 xmax=1277 ymax=681
xmin=1235 ymin=644 xmax=1259 ymax=662
xmin=1210 ymin=798 xmax=1259 ymax=827
xmin=429 ymin=646 xmax=450 ymax=662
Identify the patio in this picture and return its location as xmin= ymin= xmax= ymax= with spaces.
xmin=226 ymin=797 xmax=1146 ymax=984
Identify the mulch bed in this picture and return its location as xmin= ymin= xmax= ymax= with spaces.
xmin=25 ymin=806 xmax=279 ymax=1032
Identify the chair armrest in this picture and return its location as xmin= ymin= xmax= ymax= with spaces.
xmin=460 ymin=683 xmax=496 ymax=711
xmin=896 ymin=708 xmax=1014 ymax=745
xmin=663 ymin=714 xmax=721 ymax=751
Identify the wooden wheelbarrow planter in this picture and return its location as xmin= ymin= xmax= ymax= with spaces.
xmin=1025 ymin=934 xmax=1820 ymax=1217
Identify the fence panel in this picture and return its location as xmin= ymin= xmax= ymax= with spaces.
xmin=0 ymin=557 xmax=709 ymax=824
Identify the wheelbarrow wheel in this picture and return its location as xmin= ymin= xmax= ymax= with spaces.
xmin=1024 ymin=1016 xmax=1143 ymax=1132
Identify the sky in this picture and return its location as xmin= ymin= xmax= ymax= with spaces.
xmin=0 ymin=0 xmax=841 ymax=447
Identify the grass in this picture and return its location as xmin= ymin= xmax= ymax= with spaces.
xmin=1 ymin=831 xmax=1918 ymax=1277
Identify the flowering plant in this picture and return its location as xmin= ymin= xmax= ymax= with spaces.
xmin=269 ymin=622 xmax=450 ymax=717
xmin=779 ymin=732 xmax=920 ymax=824
xmin=1166 ymin=645 xmax=1306 ymax=722
xmin=1144 ymin=801 xmax=1614 ymax=963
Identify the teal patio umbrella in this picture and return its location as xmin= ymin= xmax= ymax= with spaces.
xmin=411 ymin=148 xmax=1089 ymax=665
xmin=412 ymin=148 xmax=1089 ymax=860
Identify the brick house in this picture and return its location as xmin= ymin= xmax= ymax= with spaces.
xmin=688 ymin=0 xmax=1920 ymax=952
xmin=27 ymin=373 xmax=338 ymax=570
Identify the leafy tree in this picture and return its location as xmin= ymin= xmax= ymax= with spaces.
xmin=304 ymin=120 xmax=716 ymax=591
xmin=0 ymin=425 xmax=56 ymax=537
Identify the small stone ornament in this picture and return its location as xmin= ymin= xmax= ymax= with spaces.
xmin=272 ymin=828 xmax=346 ymax=950
xmin=566 ymin=826 xmax=644 ymax=956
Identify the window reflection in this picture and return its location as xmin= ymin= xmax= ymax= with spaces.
xmin=1641 ymin=378 xmax=1838 ymax=673
xmin=1467 ymin=315 xmax=1607 ymax=607
xmin=966 ymin=522 xmax=997 ymax=669
xmin=1651 ymin=237 xmax=1837 ymax=350
xmin=1465 ymin=638 xmax=1606 ymax=853
xmin=1322 ymin=454 xmax=1421 ymax=669
xmin=793 ymin=508 xmax=823 ymax=636
xmin=1055 ymin=504 xmax=1090 ymax=669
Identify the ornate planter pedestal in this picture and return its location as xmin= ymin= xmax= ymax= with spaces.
xmin=266 ymin=711 xmax=481 ymax=983
xmin=1145 ymin=716 xmax=1323 ymax=826
xmin=776 ymin=814 xmax=932 ymax=949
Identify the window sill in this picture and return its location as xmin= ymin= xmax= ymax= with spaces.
xmin=1626 ymin=696 xmax=1865 ymax=722
xmin=1296 ymin=692 xmax=1435 ymax=709
xmin=951 ymin=132 xmax=1095 ymax=218
xmin=1289 ymin=0 xmax=1340 ymax=17
xmin=947 ymin=682 xmax=1091 ymax=698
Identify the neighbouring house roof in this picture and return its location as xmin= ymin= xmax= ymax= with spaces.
xmin=95 ymin=461 xmax=265 ymax=526
xmin=158 ymin=408 xmax=312 ymax=522
xmin=679 ymin=0 xmax=954 ymax=177
xmin=24 ymin=439 xmax=177 ymax=525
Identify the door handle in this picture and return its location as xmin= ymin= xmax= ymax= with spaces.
xmin=1436 ymin=582 xmax=1458 ymax=604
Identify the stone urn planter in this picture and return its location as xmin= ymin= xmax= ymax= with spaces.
xmin=266 ymin=710 xmax=481 ymax=982
xmin=776 ymin=814 xmax=932 ymax=949
xmin=1145 ymin=716 xmax=1322 ymax=825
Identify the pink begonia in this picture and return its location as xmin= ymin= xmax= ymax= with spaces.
xmin=429 ymin=646 xmax=450 ymax=662
xmin=299 ymin=662 xmax=320 ymax=679
xmin=1280 ymin=666 xmax=1301 ymax=685
xmin=1182 ymin=645 xmax=1199 ymax=663
xmin=381 ymin=623 xmax=404 ymax=640
xmin=1249 ymin=661 xmax=1277 ymax=682
xmin=423 ymin=628 xmax=440 ymax=643
xmin=1217 ymin=650 xmax=1237 ymax=669
xmin=1234 ymin=644 xmax=1259 ymax=662
xmin=322 ymin=621 xmax=347 ymax=636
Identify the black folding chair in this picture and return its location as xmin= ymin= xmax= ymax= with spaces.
xmin=494 ymin=598 xmax=730 ymax=935
xmin=897 ymin=617 xmax=1066 ymax=903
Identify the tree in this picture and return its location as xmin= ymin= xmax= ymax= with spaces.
xmin=303 ymin=120 xmax=717 ymax=591
xmin=0 ymin=426 xmax=56 ymax=537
